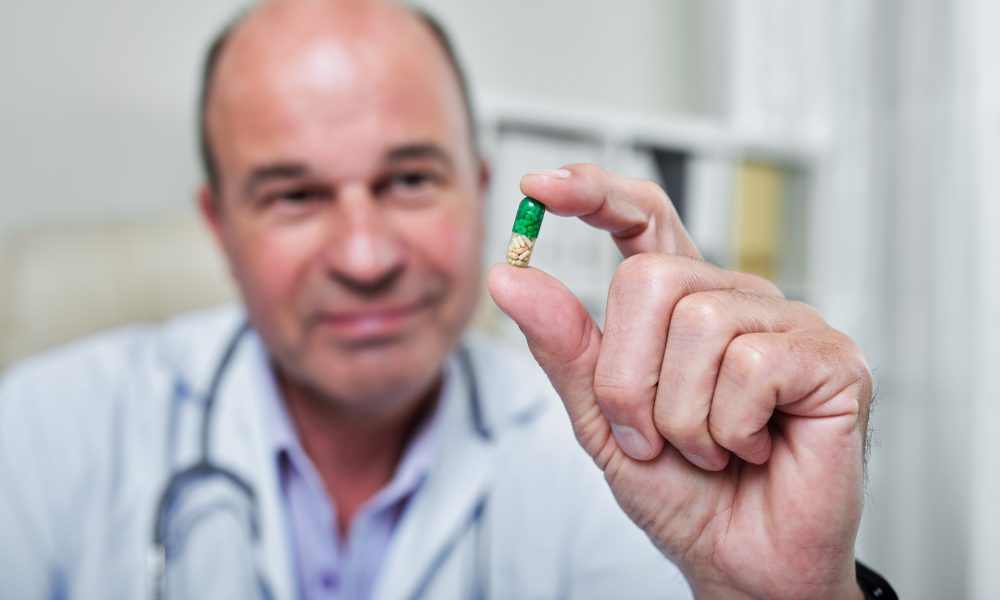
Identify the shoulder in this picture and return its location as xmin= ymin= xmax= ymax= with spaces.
xmin=0 ymin=305 xmax=248 ymax=591
xmin=0 ymin=304 xmax=245 ymax=404
xmin=0 ymin=304 xmax=246 ymax=486
xmin=0 ymin=304 xmax=246 ymax=483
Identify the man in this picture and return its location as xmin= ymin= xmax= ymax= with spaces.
xmin=0 ymin=0 xmax=890 ymax=598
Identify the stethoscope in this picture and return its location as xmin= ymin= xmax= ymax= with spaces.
xmin=149 ymin=319 xmax=490 ymax=599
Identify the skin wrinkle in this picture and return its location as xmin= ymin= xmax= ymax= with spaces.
xmin=200 ymin=4 xmax=479 ymax=194
xmin=762 ymin=474 xmax=856 ymax=587
xmin=415 ymin=10 xmax=867 ymax=596
xmin=605 ymin=261 xmax=793 ymax=466
xmin=184 ymin=0 xmax=872 ymax=597
xmin=490 ymin=267 xmax=617 ymax=466
xmin=562 ymin=326 xmax=610 ymax=463
xmin=781 ymin=335 xmax=865 ymax=421
xmin=195 ymin=0 xmax=493 ymax=534
xmin=204 ymin=3 xmax=483 ymax=404
xmin=0 ymin=0 xmax=858 ymax=596
xmin=663 ymin=458 xmax=737 ymax=561
xmin=500 ymin=219 xmax=868 ymax=594
xmin=723 ymin=468 xmax=784 ymax=595
xmin=511 ymin=155 xmax=868 ymax=590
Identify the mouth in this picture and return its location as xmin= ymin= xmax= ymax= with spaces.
xmin=313 ymin=296 xmax=438 ymax=346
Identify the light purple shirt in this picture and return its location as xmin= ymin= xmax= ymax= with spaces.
xmin=263 ymin=363 xmax=447 ymax=600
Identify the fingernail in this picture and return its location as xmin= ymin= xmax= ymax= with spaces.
xmin=527 ymin=168 xmax=571 ymax=179
xmin=684 ymin=453 xmax=715 ymax=471
xmin=611 ymin=424 xmax=652 ymax=460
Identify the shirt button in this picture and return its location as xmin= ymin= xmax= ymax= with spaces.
xmin=319 ymin=570 xmax=339 ymax=590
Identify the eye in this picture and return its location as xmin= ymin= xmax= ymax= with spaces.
xmin=374 ymin=169 xmax=444 ymax=207
xmin=393 ymin=172 xmax=431 ymax=188
xmin=264 ymin=186 xmax=331 ymax=207
xmin=390 ymin=171 xmax=434 ymax=191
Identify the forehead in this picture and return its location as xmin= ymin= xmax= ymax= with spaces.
xmin=206 ymin=4 xmax=470 ymax=179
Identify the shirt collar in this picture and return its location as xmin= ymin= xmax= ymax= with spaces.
xmin=260 ymin=351 xmax=456 ymax=511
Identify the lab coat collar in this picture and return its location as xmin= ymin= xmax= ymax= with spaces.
xmin=372 ymin=333 xmax=549 ymax=600
xmin=167 ymin=308 xmax=549 ymax=600
xmin=195 ymin=317 xmax=298 ymax=600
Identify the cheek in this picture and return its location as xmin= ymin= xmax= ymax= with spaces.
xmin=225 ymin=223 xmax=317 ymax=312
xmin=404 ymin=207 xmax=483 ymax=279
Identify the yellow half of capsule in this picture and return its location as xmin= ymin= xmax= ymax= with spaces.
xmin=506 ymin=232 xmax=537 ymax=267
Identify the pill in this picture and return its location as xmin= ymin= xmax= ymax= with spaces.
xmin=506 ymin=196 xmax=546 ymax=268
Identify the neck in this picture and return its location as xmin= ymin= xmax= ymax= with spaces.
xmin=278 ymin=370 xmax=441 ymax=537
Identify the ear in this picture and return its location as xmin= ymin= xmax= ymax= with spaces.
xmin=198 ymin=184 xmax=225 ymax=246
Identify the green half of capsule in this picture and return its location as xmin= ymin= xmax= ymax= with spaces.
xmin=507 ymin=196 xmax=546 ymax=268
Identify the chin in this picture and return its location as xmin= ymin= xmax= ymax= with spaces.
xmin=306 ymin=331 xmax=452 ymax=412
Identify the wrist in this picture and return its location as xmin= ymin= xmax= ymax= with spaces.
xmin=689 ymin=561 xmax=895 ymax=600
xmin=691 ymin=580 xmax=861 ymax=600
xmin=685 ymin=554 xmax=861 ymax=600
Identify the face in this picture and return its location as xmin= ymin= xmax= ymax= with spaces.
xmin=201 ymin=7 xmax=487 ymax=415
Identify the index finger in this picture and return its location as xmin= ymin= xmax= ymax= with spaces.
xmin=520 ymin=163 xmax=700 ymax=259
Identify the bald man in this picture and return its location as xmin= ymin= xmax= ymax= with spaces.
xmin=0 ymin=1 xmax=888 ymax=598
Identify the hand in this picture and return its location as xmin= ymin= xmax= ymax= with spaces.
xmin=487 ymin=164 xmax=870 ymax=599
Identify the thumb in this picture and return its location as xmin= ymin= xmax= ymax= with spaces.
xmin=486 ymin=263 xmax=612 ymax=461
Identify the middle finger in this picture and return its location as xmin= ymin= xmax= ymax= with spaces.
xmin=594 ymin=253 xmax=781 ymax=461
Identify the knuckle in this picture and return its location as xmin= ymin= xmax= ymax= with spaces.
xmin=707 ymin=411 xmax=761 ymax=453
xmin=831 ymin=331 xmax=874 ymax=398
xmin=616 ymin=252 xmax=662 ymax=279
xmin=636 ymin=178 xmax=682 ymax=224
xmin=834 ymin=329 xmax=867 ymax=364
xmin=638 ymin=177 xmax=669 ymax=203
xmin=593 ymin=373 xmax=651 ymax=415
xmin=722 ymin=335 xmax=771 ymax=387
xmin=789 ymin=299 xmax=824 ymax=324
xmin=804 ymin=329 xmax=869 ymax=383
xmin=562 ymin=161 xmax=591 ymax=171
xmin=615 ymin=253 xmax=688 ymax=296
xmin=653 ymin=397 xmax=710 ymax=448
xmin=672 ymin=292 xmax=728 ymax=336
xmin=733 ymin=431 xmax=771 ymax=463
xmin=745 ymin=272 xmax=784 ymax=297
xmin=707 ymin=417 xmax=736 ymax=449
xmin=655 ymin=414 xmax=704 ymax=449
xmin=570 ymin=162 xmax=603 ymax=185
xmin=854 ymin=351 xmax=874 ymax=390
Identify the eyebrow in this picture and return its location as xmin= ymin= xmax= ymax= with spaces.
xmin=242 ymin=162 xmax=310 ymax=198
xmin=240 ymin=144 xmax=454 ymax=198
xmin=384 ymin=143 xmax=454 ymax=169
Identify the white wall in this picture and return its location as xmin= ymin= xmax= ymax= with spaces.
xmin=851 ymin=1 xmax=1000 ymax=597
xmin=0 ymin=1 xmax=244 ymax=258
xmin=0 ymin=0 xmax=703 ymax=263
xmin=420 ymin=0 xmax=704 ymax=116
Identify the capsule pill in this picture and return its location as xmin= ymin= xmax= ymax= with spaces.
xmin=506 ymin=196 xmax=546 ymax=268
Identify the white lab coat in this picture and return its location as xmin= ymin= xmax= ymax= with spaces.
xmin=0 ymin=305 xmax=692 ymax=599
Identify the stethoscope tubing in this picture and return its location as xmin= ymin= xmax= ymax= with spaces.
xmin=151 ymin=319 xmax=487 ymax=598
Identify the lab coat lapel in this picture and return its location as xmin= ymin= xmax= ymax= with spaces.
xmin=372 ymin=350 xmax=497 ymax=600
xmin=208 ymin=331 xmax=297 ymax=600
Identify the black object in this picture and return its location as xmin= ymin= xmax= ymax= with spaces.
xmin=857 ymin=560 xmax=898 ymax=599
xmin=647 ymin=146 xmax=688 ymax=223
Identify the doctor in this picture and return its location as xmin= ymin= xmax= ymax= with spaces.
xmin=0 ymin=0 xmax=886 ymax=598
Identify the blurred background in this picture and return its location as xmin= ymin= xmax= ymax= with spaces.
xmin=2 ymin=0 xmax=998 ymax=597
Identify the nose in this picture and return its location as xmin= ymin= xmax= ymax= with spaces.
xmin=321 ymin=188 xmax=405 ymax=295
